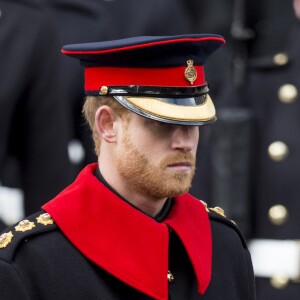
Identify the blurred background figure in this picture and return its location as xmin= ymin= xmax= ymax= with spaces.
xmin=194 ymin=0 xmax=300 ymax=299
xmin=0 ymin=0 xmax=72 ymax=229
xmin=41 ymin=0 xmax=117 ymax=171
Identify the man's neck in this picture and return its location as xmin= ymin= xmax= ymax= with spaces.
xmin=98 ymin=163 xmax=168 ymax=217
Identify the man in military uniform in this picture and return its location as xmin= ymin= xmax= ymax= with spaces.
xmin=0 ymin=34 xmax=255 ymax=299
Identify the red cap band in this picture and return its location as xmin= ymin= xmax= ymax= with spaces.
xmin=84 ymin=65 xmax=205 ymax=92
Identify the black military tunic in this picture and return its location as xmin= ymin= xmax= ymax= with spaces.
xmin=0 ymin=164 xmax=255 ymax=299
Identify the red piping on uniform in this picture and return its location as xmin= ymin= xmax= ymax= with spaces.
xmin=61 ymin=37 xmax=225 ymax=55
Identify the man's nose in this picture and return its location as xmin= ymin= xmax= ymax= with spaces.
xmin=171 ymin=126 xmax=198 ymax=152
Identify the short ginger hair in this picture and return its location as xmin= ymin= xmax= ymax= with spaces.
xmin=82 ymin=95 xmax=129 ymax=155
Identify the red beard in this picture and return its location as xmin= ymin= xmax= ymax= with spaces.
xmin=115 ymin=134 xmax=196 ymax=199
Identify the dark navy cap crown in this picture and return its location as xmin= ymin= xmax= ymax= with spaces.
xmin=62 ymin=34 xmax=225 ymax=68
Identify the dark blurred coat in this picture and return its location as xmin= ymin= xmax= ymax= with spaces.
xmin=42 ymin=0 xmax=116 ymax=167
xmin=0 ymin=0 xmax=72 ymax=217
xmin=203 ymin=20 xmax=300 ymax=300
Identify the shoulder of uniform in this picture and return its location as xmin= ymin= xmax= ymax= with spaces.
xmin=0 ymin=211 xmax=57 ymax=263
xmin=248 ymin=52 xmax=292 ymax=70
xmin=200 ymin=200 xmax=247 ymax=249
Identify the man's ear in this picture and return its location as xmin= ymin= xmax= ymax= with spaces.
xmin=95 ymin=106 xmax=118 ymax=143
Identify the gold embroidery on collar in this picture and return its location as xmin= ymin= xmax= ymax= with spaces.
xmin=0 ymin=231 xmax=13 ymax=248
xmin=15 ymin=220 xmax=35 ymax=232
xmin=36 ymin=213 xmax=54 ymax=225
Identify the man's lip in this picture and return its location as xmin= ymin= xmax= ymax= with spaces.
xmin=167 ymin=162 xmax=192 ymax=167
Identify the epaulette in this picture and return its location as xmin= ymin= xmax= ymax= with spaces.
xmin=0 ymin=211 xmax=57 ymax=263
xmin=248 ymin=52 xmax=292 ymax=70
xmin=200 ymin=200 xmax=247 ymax=249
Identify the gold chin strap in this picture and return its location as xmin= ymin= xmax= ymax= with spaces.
xmin=125 ymin=94 xmax=216 ymax=122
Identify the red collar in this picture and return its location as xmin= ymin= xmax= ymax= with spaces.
xmin=43 ymin=164 xmax=212 ymax=300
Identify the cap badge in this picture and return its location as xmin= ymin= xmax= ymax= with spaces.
xmin=15 ymin=220 xmax=36 ymax=232
xmin=36 ymin=213 xmax=54 ymax=226
xmin=0 ymin=231 xmax=13 ymax=248
xmin=184 ymin=59 xmax=197 ymax=85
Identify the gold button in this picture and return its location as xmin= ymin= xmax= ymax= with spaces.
xmin=268 ymin=141 xmax=289 ymax=161
xmin=270 ymin=275 xmax=289 ymax=289
xmin=167 ymin=270 xmax=175 ymax=283
xmin=273 ymin=53 xmax=289 ymax=66
xmin=99 ymin=86 xmax=108 ymax=95
xmin=278 ymin=84 xmax=298 ymax=103
xmin=268 ymin=205 xmax=288 ymax=225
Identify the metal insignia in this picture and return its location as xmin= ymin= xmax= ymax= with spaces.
xmin=99 ymin=86 xmax=108 ymax=95
xmin=36 ymin=213 xmax=54 ymax=226
xmin=200 ymin=200 xmax=210 ymax=213
xmin=15 ymin=220 xmax=35 ymax=232
xmin=184 ymin=59 xmax=197 ymax=85
xmin=209 ymin=206 xmax=226 ymax=217
xmin=0 ymin=231 xmax=13 ymax=248
xmin=167 ymin=270 xmax=175 ymax=283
